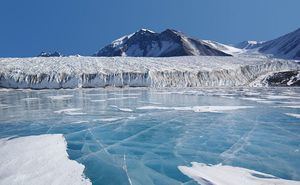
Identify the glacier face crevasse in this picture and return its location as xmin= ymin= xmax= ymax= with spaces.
xmin=0 ymin=56 xmax=299 ymax=89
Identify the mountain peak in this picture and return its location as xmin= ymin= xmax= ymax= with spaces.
xmin=138 ymin=28 xmax=155 ymax=33
xmin=95 ymin=28 xmax=232 ymax=57
xmin=38 ymin=51 xmax=62 ymax=57
xmin=161 ymin=29 xmax=184 ymax=36
xmin=134 ymin=29 xmax=156 ymax=35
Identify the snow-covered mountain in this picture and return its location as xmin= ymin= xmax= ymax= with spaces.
xmin=95 ymin=29 xmax=231 ymax=57
xmin=234 ymin=28 xmax=300 ymax=60
xmin=258 ymin=28 xmax=300 ymax=60
xmin=38 ymin=51 xmax=62 ymax=57
xmin=234 ymin=41 xmax=264 ymax=49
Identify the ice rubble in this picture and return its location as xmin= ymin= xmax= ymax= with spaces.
xmin=0 ymin=134 xmax=91 ymax=185
xmin=178 ymin=162 xmax=300 ymax=185
xmin=0 ymin=56 xmax=299 ymax=89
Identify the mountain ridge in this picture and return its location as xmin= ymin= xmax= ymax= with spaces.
xmin=258 ymin=28 xmax=300 ymax=60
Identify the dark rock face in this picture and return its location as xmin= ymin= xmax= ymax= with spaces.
xmin=95 ymin=29 xmax=231 ymax=57
xmin=266 ymin=70 xmax=300 ymax=86
xmin=38 ymin=51 xmax=62 ymax=57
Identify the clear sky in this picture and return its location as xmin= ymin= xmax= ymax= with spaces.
xmin=0 ymin=0 xmax=299 ymax=57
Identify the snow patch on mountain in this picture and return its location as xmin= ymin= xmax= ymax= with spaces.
xmin=234 ymin=41 xmax=265 ymax=49
xmin=202 ymin=40 xmax=243 ymax=55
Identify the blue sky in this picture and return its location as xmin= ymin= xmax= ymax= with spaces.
xmin=0 ymin=0 xmax=299 ymax=57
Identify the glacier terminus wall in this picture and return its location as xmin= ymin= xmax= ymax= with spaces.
xmin=0 ymin=56 xmax=299 ymax=89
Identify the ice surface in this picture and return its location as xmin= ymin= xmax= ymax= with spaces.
xmin=54 ymin=108 xmax=87 ymax=115
xmin=178 ymin=162 xmax=300 ymax=185
xmin=48 ymin=95 xmax=74 ymax=100
xmin=136 ymin=105 xmax=253 ymax=113
xmin=0 ymin=87 xmax=299 ymax=185
xmin=277 ymin=105 xmax=300 ymax=109
xmin=0 ymin=134 xmax=91 ymax=185
xmin=0 ymin=56 xmax=299 ymax=89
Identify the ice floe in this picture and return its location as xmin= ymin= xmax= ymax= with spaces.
xmin=0 ymin=134 xmax=91 ymax=185
xmin=285 ymin=113 xmax=300 ymax=118
xmin=178 ymin=162 xmax=300 ymax=185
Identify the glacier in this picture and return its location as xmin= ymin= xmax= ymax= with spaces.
xmin=0 ymin=56 xmax=299 ymax=89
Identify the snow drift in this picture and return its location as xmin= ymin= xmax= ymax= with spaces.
xmin=0 ymin=56 xmax=299 ymax=89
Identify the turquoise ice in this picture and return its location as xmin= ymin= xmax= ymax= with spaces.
xmin=0 ymin=88 xmax=299 ymax=185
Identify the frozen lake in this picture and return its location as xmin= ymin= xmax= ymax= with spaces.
xmin=0 ymin=87 xmax=299 ymax=185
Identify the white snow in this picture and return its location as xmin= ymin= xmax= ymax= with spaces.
xmin=139 ymin=28 xmax=155 ymax=33
xmin=265 ymin=95 xmax=300 ymax=100
xmin=112 ymin=33 xmax=135 ymax=47
xmin=48 ymin=95 xmax=74 ymax=100
xmin=54 ymin=108 xmax=86 ymax=115
xmin=119 ymin=108 xmax=133 ymax=112
xmin=202 ymin=40 xmax=243 ymax=55
xmin=137 ymin=106 xmax=171 ymax=110
xmin=110 ymin=105 xmax=134 ymax=112
xmin=248 ymin=41 xmax=261 ymax=45
xmin=178 ymin=162 xmax=300 ymax=185
xmin=93 ymin=117 xmax=124 ymax=122
xmin=287 ymin=72 xmax=300 ymax=85
xmin=285 ymin=113 xmax=300 ymax=118
xmin=90 ymin=99 xmax=106 ymax=102
xmin=235 ymin=40 xmax=265 ymax=50
xmin=21 ymin=97 xmax=40 ymax=101
xmin=107 ymin=97 xmax=138 ymax=101
xmin=277 ymin=105 xmax=300 ymax=109
xmin=0 ymin=56 xmax=299 ymax=89
xmin=0 ymin=134 xmax=91 ymax=185
xmin=240 ymin=97 xmax=266 ymax=102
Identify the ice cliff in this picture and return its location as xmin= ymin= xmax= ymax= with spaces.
xmin=0 ymin=56 xmax=299 ymax=89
